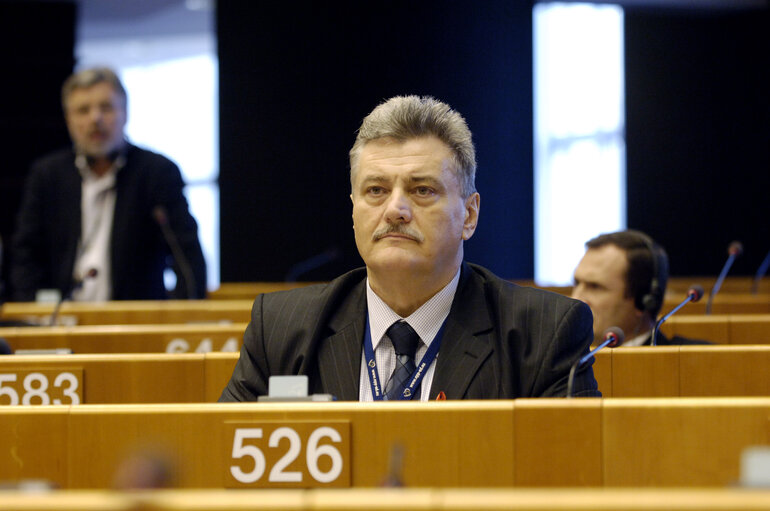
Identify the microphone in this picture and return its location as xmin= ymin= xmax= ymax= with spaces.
xmin=49 ymin=268 xmax=98 ymax=326
xmin=153 ymin=206 xmax=197 ymax=299
xmin=651 ymin=284 xmax=704 ymax=346
xmin=751 ymin=248 xmax=770 ymax=295
xmin=380 ymin=443 xmax=405 ymax=487
xmin=706 ymin=241 xmax=743 ymax=314
xmin=566 ymin=327 xmax=624 ymax=398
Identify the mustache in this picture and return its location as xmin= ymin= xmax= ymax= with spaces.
xmin=372 ymin=224 xmax=424 ymax=243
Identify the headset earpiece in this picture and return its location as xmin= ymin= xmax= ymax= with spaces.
xmin=637 ymin=234 xmax=663 ymax=315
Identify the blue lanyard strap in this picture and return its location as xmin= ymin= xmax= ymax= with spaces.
xmin=363 ymin=316 xmax=446 ymax=401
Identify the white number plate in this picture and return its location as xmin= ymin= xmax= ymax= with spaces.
xmin=0 ymin=369 xmax=84 ymax=405
xmin=225 ymin=421 xmax=350 ymax=488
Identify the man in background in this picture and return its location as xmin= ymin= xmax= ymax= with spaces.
xmin=572 ymin=230 xmax=709 ymax=346
xmin=10 ymin=67 xmax=206 ymax=301
xmin=220 ymin=95 xmax=599 ymax=401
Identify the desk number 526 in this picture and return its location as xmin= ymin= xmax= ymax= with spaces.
xmin=229 ymin=425 xmax=347 ymax=486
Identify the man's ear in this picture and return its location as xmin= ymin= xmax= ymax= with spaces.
xmin=462 ymin=193 xmax=480 ymax=240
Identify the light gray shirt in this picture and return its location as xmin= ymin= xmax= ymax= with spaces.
xmin=71 ymin=154 xmax=124 ymax=301
xmin=358 ymin=268 xmax=460 ymax=402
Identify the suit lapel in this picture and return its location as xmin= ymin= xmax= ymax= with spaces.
xmin=315 ymin=281 xmax=366 ymax=401
xmin=61 ymin=163 xmax=82 ymax=291
xmin=430 ymin=264 xmax=495 ymax=399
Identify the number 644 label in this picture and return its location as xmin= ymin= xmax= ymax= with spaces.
xmin=224 ymin=421 xmax=350 ymax=488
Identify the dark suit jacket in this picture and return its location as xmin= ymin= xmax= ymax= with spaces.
xmin=220 ymin=262 xmax=600 ymax=401
xmin=10 ymin=144 xmax=207 ymax=301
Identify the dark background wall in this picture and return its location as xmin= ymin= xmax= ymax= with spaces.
xmin=625 ymin=6 xmax=770 ymax=276
xmin=217 ymin=1 xmax=534 ymax=282
xmin=0 ymin=0 xmax=75 ymax=298
xmin=0 ymin=1 xmax=768 ymax=298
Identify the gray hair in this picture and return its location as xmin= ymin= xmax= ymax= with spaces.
xmin=349 ymin=96 xmax=477 ymax=198
xmin=61 ymin=67 xmax=127 ymax=111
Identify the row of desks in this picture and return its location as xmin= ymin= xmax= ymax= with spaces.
xmin=0 ymin=346 xmax=767 ymax=405
xmin=3 ymin=293 xmax=769 ymax=326
xmin=1 ymin=315 xmax=769 ymax=355
xmin=1 ymin=398 xmax=768 ymax=488
xmin=206 ymin=276 xmax=770 ymax=300
xmin=2 ymin=488 xmax=770 ymax=511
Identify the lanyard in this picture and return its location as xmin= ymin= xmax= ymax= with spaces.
xmin=363 ymin=316 xmax=446 ymax=401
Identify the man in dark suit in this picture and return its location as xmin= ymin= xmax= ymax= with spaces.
xmin=572 ymin=230 xmax=709 ymax=346
xmin=10 ymin=67 xmax=206 ymax=301
xmin=220 ymin=95 xmax=599 ymax=401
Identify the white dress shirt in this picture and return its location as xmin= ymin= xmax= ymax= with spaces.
xmin=624 ymin=330 xmax=653 ymax=347
xmin=71 ymin=154 xmax=123 ymax=301
xmin=358 ymin=268 xmax=460 ymax=402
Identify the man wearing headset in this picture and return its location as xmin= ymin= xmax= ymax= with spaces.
xmin=571 ymin=230 xmax=709 ymax=346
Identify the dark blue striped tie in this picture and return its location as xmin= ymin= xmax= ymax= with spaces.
xmin=384 ymin=320 xmax=421 ymax=401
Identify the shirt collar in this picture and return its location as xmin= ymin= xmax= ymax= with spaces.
xmin=74 ymin=144 xmax=127 ymax=181
xmin=624 ymin=330 xmax=653 ymax=347
xmin=366 ymin=267 xmax=461 ymax=349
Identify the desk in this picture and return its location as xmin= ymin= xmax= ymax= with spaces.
xmin=0 ymin=353 xmax=238 ymax=404
xmin=1 ymin=488 xmax=770 ymax=511
xmin=0 ymin=323 xmax=247 ymax=354
xmin=1 ymin=399 xmax=767 ymax=489
xmin=660 ymin=314 xmax=770 ymax=344
xmin=660 ymin=293 xmax=770 ymax=315
xmin=594 ymin=346 xmax=770 ymax=397
xmin=0 ymin=346 xmax=767 ymax=405
xmin=0 ymin=300 xmax=253 ymax=326
xmin=208 ymin=282 xmax=318 ymax=300
xmin=667 ymin=276 xmax=770 ymax=294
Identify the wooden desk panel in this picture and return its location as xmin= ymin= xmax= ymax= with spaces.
xmin=667 ymin=276 xmax=770 ymax=294
xmin=3 ymin=488 xmax=770 ymax=511
xmin=659 ymin=314 xmax=770 ymax=345
xmin=513 ymin=399 xmax=602 ymax=486
xmin=662 ymin=293 xmax=770 ymax=315
xmin=0 ymin=407 xmax=69 ymax=486
xmin=679 ymin=346 xmax=770 ymax=396
xmin=1 ymin=345 xmax=767 ymax=407
xmin=602 ymin=398 xmax=770 ymax=487
xmin=204 ymin=352 xmax=240 ymax=402
xmin=0 ymin=354 xmax=208 ymax=404
xmin=2 ymin=400 xmax=768 ymax=489
xmin=731 ymin=315 xmax=770 ymax=344
xmin=64 ymin=402 xmax=516 ymax=489
xmin=0 ymin=324 xmax=247 ymax=354
xmin=610 ymin=347 xmax=679 ymax=397
xmin=0 ymin=300 xmax=254 ymax=326
xmin=209 ymin=282 xmax=318 ymax=300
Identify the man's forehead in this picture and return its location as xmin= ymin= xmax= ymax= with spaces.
xmin=579 ymin=244 xmax=629 ymax=280
xmin=358 ymin=137 xmax=455 ymax=175
xmin=67 ymin=83 xmax=121 ymax=104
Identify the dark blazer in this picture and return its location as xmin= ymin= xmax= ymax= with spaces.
xmin=220 ymin=262 xmax=600 ymax=401
xmin=10 ymin=144 xmax=206 ymax=301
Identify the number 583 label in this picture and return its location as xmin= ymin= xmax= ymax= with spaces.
xmin=0 ymin=369 xmax=83 ymax=405
xmin=225 ymin=421 xmax=350 ymax=488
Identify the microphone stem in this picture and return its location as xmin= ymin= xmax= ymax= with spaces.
xmin=752 ymin=249 xmax=770 ymax=295
xmin=566 ymin=337 xmax=612 ymax=398
xmin=706 ymin=253 xmax=737 ymax=315
xmin=651 ymin=295 xmax=694 ymax=346
xmin=49 ymin=300 xmax=65 ymax=326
